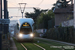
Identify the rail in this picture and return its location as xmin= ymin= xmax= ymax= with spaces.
xmin=33 ymin=43 xmax=46 ymax=50
xmin=21 ymin=43 xmax=27 ymax=50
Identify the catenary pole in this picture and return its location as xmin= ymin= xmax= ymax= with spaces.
xmin=74 ymin=0 xmax=75 ymax=28
xmin=18 ymin=3 xmax=27 ymax=18
xmin=0 ymin=0 xmax=2 ymax=50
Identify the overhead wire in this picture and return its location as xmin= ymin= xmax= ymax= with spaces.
xmin=16 ymin=5 xmax=20 ymax=17
xmin=8 ymin=1 xmax=21 ymax=18
xmin=21 ymin=0 xmax=24 ymax=2
xmin=8 ymin=1 xmax=18 ymax=7
xmin=9 ymin=0 xmax=41 ymax=18
xmin=37 ymin=0 xmax=44 ymax=6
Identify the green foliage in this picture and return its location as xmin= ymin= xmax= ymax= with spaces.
xmin=46 ymin=26 xmax=75 ymax=43
xmin=36 ymin=10 xmax=55 ymax=29
xmin=48 ymin=19 xmax=55 ymax=29
xmin=67 ymin=15 xmax=73 ymax=20
xmin=58 ymin=23 xmax=62 ymax=28
xmin=25 ymin=8 xmax=48 ymax=22
xmin=25 ymin=8 xmax=55 ymax=29
xmin=13 ymin=38 xmax=25 ymax=50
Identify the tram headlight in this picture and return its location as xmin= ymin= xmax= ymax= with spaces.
xmin=18 ymin=34 xmax=23 ymax=37
xmin=30 ymin=33 xmax=34 ymax=37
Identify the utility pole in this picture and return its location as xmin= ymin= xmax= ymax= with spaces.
xmin=0 ymin=0 xmax=2 ymax=50
xmin=74 ymin=0 xmax=75 ymax=28
xmin=4 ymin=0 xmax=9 ymax=43
xmin=18 ymin=3 xmax=27 ymax=18
xmin=4 ymin=0 xmax=7 ymax=40
xmin=74 ymin=0 xmax=75 ymax=44
xmin=0 ymin=0 xmax=9 ymax=50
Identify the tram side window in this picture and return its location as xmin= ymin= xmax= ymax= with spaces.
xmin=17 ymin=23 xmax=19 ymax=30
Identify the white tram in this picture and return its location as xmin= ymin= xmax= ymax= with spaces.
xmin=14 ymin=18 xmax=34 ymax=41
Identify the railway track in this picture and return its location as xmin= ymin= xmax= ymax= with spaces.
xmin=35 ymin=38 xmax=75 ymax=50
xmin=33 ymin=43 xmax=46 ymax=50
xmin=21 ymin=43 xmax=46 ymax=50
xmin=39 ymin=41 xmax=65 ymax=50
xmin=21 ymin=43 xmax=27 ymax=50
xmin=14 ymin=38 xmax=75 ymax=50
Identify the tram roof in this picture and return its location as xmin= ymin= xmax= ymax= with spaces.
xmin=18 ymin=18 xmax=34 ymax=25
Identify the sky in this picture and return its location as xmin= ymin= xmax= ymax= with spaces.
xmin=7 ymin=0 xmax=74 ymax=26
xmin=8 ymin=0 xmax=56 ymax=9
xmin=7 ymin=0 xmax=74 ymax=20
xmin=7 ymin=0 xmax=57 ymax=20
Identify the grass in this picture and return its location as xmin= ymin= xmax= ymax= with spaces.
xmin=23 ymin=43 xmax=42 ymax=50
xmin=13 ymin=38 xmax=75 ymax=50
xmin=35 ymin=38 xmax=71 ymax=46
xmin=13 ymin=39 xmax=25 ymax=50
xmin=14 ymin=38 xmax=42 ymax=50
xmin=35 ymin=38 xmax=75 ymax=50
xmin=35 ymin=42 xmax=61 ymax=50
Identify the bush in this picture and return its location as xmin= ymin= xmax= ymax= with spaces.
xmin=46 ymin=26 xmax=75 ymax=43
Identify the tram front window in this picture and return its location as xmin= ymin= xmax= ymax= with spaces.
xmin=20 ymin=28 xmax=32 ymax=34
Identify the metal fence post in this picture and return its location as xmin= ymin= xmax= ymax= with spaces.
xmin=0 ymin=0 xmax=2 ymax=50
xmin=4 ymin=0 xmax=7 ymax=39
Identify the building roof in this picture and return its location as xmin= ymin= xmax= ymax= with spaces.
xmin=54 ymin=4 xmax=73 ymax=14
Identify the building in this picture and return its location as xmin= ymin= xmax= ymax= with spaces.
xmin=54 ymin=4 xmax=73 ymax=26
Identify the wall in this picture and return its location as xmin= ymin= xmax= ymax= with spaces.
xmin=55 ymin=13 xmax=73 ymax=26
xmin=62 ymin=19 xmax=73 ymax=27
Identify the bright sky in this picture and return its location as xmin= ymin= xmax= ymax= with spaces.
xmin=7 ymin=0 xmax=57 ymax=20
xmin=7 ymin=0 xmax=74 ymax=25
xmin=7 ymin=0 xmax=56 ymax=9
xmin=7 ymin=0 xmax=74 ymax=20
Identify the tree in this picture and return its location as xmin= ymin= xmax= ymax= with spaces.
xmin=36 ymin=10 xmax=55 ymax=29
xmin=53 ymin=0 xmax=70 ymax=8
xmin=25 ymin=8 xmax=48 ymax=29
xmin=25 ymin=8 xmax=48 ymax=22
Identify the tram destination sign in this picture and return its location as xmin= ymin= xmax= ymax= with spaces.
xmin=0 ymin=19 xmax=10 ymax=24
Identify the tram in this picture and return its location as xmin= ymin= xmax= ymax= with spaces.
xmin=14 ymin=18 xmax=34 ymax=41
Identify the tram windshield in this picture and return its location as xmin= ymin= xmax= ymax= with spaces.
xmin=20 ymin=22 xmax=32 ymax=34
xmin=20 ymin=28 xmax=32 ymax=34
